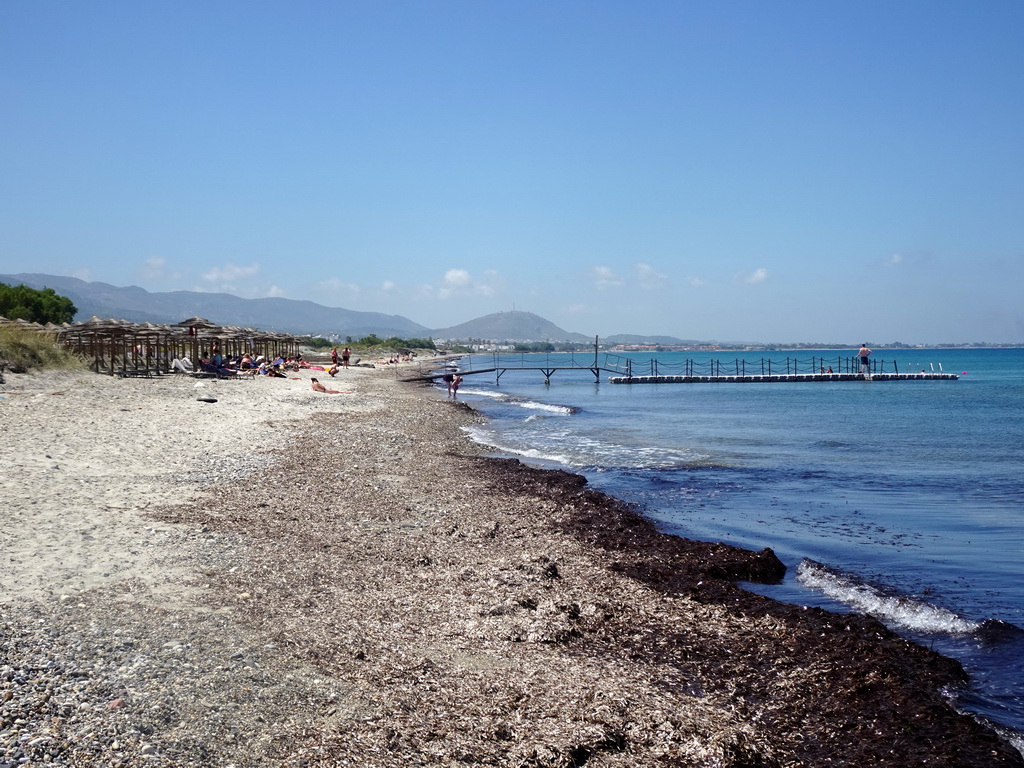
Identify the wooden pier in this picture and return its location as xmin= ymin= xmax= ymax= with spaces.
xmin=608 ymin=372 xmax=959 ymax=384
xmin=402 ymin=361 xmax=616 ymax=384
xmin=400 ymin=348 xmax=960 ymax=386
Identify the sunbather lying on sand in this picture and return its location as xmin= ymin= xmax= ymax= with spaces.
xmin=310 ymin=378 xmax=341 ymax=394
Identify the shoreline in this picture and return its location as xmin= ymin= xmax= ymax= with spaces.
xmin=2 ymin=368 xmax=1021 ymax=766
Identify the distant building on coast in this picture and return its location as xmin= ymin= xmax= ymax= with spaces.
xmin=611 ymin=344 xmax=724 ymax=352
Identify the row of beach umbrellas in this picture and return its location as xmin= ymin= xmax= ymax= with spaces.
xmin=1 ymin=314 xmax=304 ymax=375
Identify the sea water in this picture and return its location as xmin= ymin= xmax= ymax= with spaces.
xmin=445 ymin=347 xmax=1024 ymax=748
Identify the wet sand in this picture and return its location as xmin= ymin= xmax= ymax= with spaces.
xmin=1 ymin=366 xmax=1021 ymax=766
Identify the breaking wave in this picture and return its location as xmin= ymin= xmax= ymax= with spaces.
xmin=796 ymin=559 xmax=982 ymax=636
xmin=454 ymin=386 xmax=579 ymax=414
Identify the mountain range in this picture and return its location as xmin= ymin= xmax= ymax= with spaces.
xmin=1 ymin=273 xmax=693 ymax=345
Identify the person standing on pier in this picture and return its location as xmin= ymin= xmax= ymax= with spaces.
xmin=858 ymin=343 xmax=872 ymax=374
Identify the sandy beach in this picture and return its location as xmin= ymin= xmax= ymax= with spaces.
xmin=2 ymin=365 xmax=1021 ymax=767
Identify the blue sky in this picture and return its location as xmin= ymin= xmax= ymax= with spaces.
xmin=2 ymin=1 xmax=1022 ymax=343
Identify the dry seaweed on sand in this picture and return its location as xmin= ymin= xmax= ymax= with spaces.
xmin=152 ymin=380 xmax=1021 ymax=767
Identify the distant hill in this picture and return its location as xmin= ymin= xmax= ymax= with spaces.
xmin=431 ymin=311 xmax=591 ymax=343
xmin=0 ymin=273 xmax=429 ymax=339
xmin=1 ymin=272 xmax=746 ymax=346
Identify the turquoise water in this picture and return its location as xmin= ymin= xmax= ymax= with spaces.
xmin=448 ymin=347 xmax=1024 ymax=746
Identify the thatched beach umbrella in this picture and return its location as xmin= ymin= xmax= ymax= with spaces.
xmin=51 ymin=313 xmax=300 ymax=378
xmin=132 ymin=321 xmax=170 ymax=373
xmin=69 ymin=316 xmax=121 ymax=373
xmin=217 ymin=326 xmax=251 ymax=360
xmin=106 ymin=318 xmax=138 ymax=375
xmin=172 ymin=316 xmax=222 ymax=368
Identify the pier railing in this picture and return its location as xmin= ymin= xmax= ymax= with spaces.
xmin=454 ymin=350 xmax=628 ymax=374
xmin=400 ymin=352 xmax=955 ymax=384
xmin=603 ymin=354 xmax=907 ymax=378
xmin=400 ymin=350 xmax=629 ymax=383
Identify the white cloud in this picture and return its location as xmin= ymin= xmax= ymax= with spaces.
xmin=745 ymin=268 xmax=769 ymax=285
xmin=380 ymin=280 xmax=397 ymax=293
xmin=887 ymin=253 xmax=903 ymax=266
xmin=438 ymin=269 xmax=469 ymax=299
xmin=195 ymin=262 xmax=287 ymax=299
xmin=201 ymin=263 xmax=261 ymax=284
xmin=305 ymin=276 xmax=363 ymax=307
xmin=591 ymin=266 xmax=623 ymax=290
xmin=70 ymin=267 xmax=92 ymax=281
xmin=316 ymin=277 xmax=360 ymax=296
xmin=433 ymin=268 xmax=502 ymax=299
xmin=141 ymin=256 xmax=167 ymax=280
xmin=479 ymin=269 xmax=501 ymax=296
xmin=443 ymin=269 xmax=472 ymax=288
xmin=689 ymin=276 xmax=706 ymax=287
xmin=634 ymin=262 xmax=667 ymax=290
xmin=138 ymin=255 xmax=186 ymax=284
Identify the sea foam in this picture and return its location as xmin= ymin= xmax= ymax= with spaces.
xmin=796 ymin=559 xmax=982 ymax=636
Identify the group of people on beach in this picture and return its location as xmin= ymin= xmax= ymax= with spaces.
xmin=198 ymin=350 xmax=308 ymax=378
xmin=374 ymin=354 xmax=413 ymax=366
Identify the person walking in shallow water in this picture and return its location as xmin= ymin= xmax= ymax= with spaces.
xmin=858 ymin=343 xmax=872 ymax=374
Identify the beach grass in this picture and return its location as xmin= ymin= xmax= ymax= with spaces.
xmin=0 ymin=325 xmax=85 ymax=373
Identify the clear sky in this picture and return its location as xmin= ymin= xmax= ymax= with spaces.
xmin=2 ymin=1 xmax=1022 ymax=343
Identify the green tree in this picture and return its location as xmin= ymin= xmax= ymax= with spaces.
xmin=514 ymin=342 xmax=555 ymax=352
xmin=0 ymin=283 xmax=77 ymax=324
xmin=404 ymin=337 xmax=436 ymax=350
xmin=303 ymin=336 xmax=334 ymax=350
